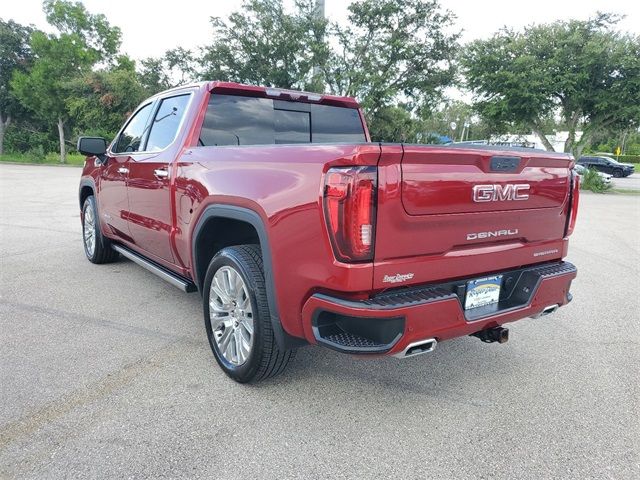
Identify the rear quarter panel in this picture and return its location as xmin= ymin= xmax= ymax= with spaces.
xmin=175 ymin=144 xmax=381 ymax=338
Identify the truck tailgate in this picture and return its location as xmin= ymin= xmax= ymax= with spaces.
xmin=374 ymin=145 xmax=574 ymax=289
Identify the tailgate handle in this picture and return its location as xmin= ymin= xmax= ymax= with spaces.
xmin=490 ymin=156 xmax=521 ymax=172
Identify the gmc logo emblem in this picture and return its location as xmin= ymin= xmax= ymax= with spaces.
xmin=473 ymin=184 xmax=530 ymax=202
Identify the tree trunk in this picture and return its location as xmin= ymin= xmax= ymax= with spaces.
xmin=0 ymin=113 xmax=9 ymax=156
xmin=572 ymin=131 xmax=594 ymax=159
xmin=531 ymin=126 xmax=555 ymax=151
xmin=57 ymin=117 xmax=66 ymax=164
xmin=563 ymin=111 xmax=581 ymax=154
xmin=564 ymin=130 xmax=576 ymax=154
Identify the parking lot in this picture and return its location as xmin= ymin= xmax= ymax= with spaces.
xmin=1 ymin=163 xmax=639 ymax=479
xmin=611 ymin=172 xmax=640 ymax=190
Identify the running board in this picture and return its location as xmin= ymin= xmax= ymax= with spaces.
xmin=112 ymin=244 xmax=197 ymax=293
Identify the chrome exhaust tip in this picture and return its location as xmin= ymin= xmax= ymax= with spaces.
xmin=531 ymin=304 xmax=560 ymax=319
xmin=394 ymin=338 xmax=437 ymax=359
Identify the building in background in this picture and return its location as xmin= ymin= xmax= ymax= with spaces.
xmin=490 ymin=131 xmax=584 ymax=152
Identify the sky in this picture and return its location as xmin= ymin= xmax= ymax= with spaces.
xmin=2 ymin=0 xmax=639 ymax=61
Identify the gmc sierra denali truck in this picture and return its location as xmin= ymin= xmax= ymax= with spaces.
xmin=78 ymin=81 xmax=579 ymax=383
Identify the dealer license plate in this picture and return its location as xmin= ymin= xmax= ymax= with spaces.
xmin=465 ymin=275 xmax=503 ymax=310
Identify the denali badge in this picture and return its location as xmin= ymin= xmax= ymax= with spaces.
xmin=467 ymin=229 xmax=518 ymax=241
xmin=473 ymin=184 xmax=530 ymax=202
xmin=383 ymin=273 xmax=415 ymax=284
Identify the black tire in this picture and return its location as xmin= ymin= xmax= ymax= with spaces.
xmin=613 ymin=168 xmax=623 ymax=178
xmin=203 ymin=244 xmax=295 ymax=383
xmin=82 ymin=195 xmax=119 ymax=264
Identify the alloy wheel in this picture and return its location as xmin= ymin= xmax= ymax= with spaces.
xmin=209 ymin=266 xmax=254 ymax=365
xmin=83 ymin=203 xmax=96 ymax=256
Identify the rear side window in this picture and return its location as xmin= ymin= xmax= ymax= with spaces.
xmin=146 ymin=94 xmax=191 ymax=152
xmin=310 ymin=103 xmax=365 ymax=143
xmin=113 ymin=103 xmax=153 ymax=153
xmin=199 ymin=94 xmax=366 ymax=146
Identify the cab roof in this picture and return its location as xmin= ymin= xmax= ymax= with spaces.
xmin=207 ymin=81 xmax=361 ymax=109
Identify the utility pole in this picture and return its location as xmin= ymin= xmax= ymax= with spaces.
xmin=312 ymin=0 xmax=326 ymax=88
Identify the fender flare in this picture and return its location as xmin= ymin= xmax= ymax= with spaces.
xmin=191 ymin=204 xmax=306 ymax=350
xmin=78 ymin=177 xmax=97 ymax=209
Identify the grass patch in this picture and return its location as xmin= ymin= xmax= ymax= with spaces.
xmin=611 ymin=188 xmax=640 ymax=196
xmin=0 ymin=152 xmax=85 ymax=166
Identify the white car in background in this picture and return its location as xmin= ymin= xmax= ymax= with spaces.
xmin=574 ymin=164 xmax=612 ymax=184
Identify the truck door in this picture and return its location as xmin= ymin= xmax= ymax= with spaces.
xmin=126 ymin=93 xmax=192 ymax=265
xmin=99 ymin=102 xmax=154 ymax=242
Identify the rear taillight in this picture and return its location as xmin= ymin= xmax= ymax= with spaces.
xmin=323 ymin=166 xmax=377 ymax=262
xmin=566 ymin=170 xmax=580 ymax=236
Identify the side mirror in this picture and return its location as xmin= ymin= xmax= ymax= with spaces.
xmin=77 ymin=137 xmax=107 ymax=159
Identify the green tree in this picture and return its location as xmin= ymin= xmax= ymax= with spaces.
xmin=462 ymin=14 xmax=640 ymax=157
xmin=0 ymin=19 xmax=34 ymax=155
xmin=139 ymin=47 xmax=197 ymax=95
xmin=67 ymin=56 xmax=146 ymax=141
xmin=327 ymin=0 xmax=458 ymax=115
xmin=369 ymin=106 xmax=425 ymax=142
xmin=138 ymin=57 xmax=170 ymax=94
xmin=42 ymin=0 xmax=120 ymax=62
xmin=200 ymin=0 xmax=329 ymax=90
xmin=421 ymin=101 xmax=483 ymax=141
xmin=11 ymin=0 xmax=121 ymax=163
xmin=199 ymin=0 xmax=458 ymax=142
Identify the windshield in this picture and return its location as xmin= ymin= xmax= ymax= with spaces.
xmin=601 ymin=157 xmax=621 ymax=165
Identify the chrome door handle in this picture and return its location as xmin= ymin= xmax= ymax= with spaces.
xmin=118 ymin=167 xmax=129 ymax=174
xmin=154 ymin=169 xmax=169 ymax=179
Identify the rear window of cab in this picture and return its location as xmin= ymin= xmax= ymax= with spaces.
xmin=199 ymin=94 xmax=366 ymax=146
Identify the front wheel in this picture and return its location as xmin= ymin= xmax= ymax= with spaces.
xmin=203 ymin=245 xmax=295 ymax=383
xmin=613 ymin=169 xmax=624 ymax=178
xmin=82 ymin=195 xmax=119 ymax=264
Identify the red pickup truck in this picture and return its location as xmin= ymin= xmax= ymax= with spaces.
xmin=78 ymin=81 xmax=579 ymax=383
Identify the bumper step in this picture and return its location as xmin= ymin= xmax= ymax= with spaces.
xmin=312 ymin=311 xmax=404 ymax=354
xmin=324 ymin=331 xmax=388 ymax=349
xmin=305 ymin=261 xmax=577 ymax=355
xmin=314 ymin=261 xmax=576 ymax=317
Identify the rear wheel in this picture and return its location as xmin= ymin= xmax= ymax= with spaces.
xmin=82 ymin=195 xmax=119 ymax=264
xmin=203 ymin=245 xmax=295 ymax=383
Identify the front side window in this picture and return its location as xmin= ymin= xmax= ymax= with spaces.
xmin=113 ymin=103 xmax=153 ymax=153
xmin=199 ymin=94 xmax=366 ymax=146
xmin=146 ymin=94 xmax=191 ymax=152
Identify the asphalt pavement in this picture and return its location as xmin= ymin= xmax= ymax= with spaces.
xmin=611 ymin=172 xmax=640 ymax=191
xmin=1 ymin=163 xmax=639 ymax=479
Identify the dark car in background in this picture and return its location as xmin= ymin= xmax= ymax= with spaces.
xmin=577 ymin=156 xmax=635 ymax=178
xmin=574 ymin=164 xmax=612 ymax=184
